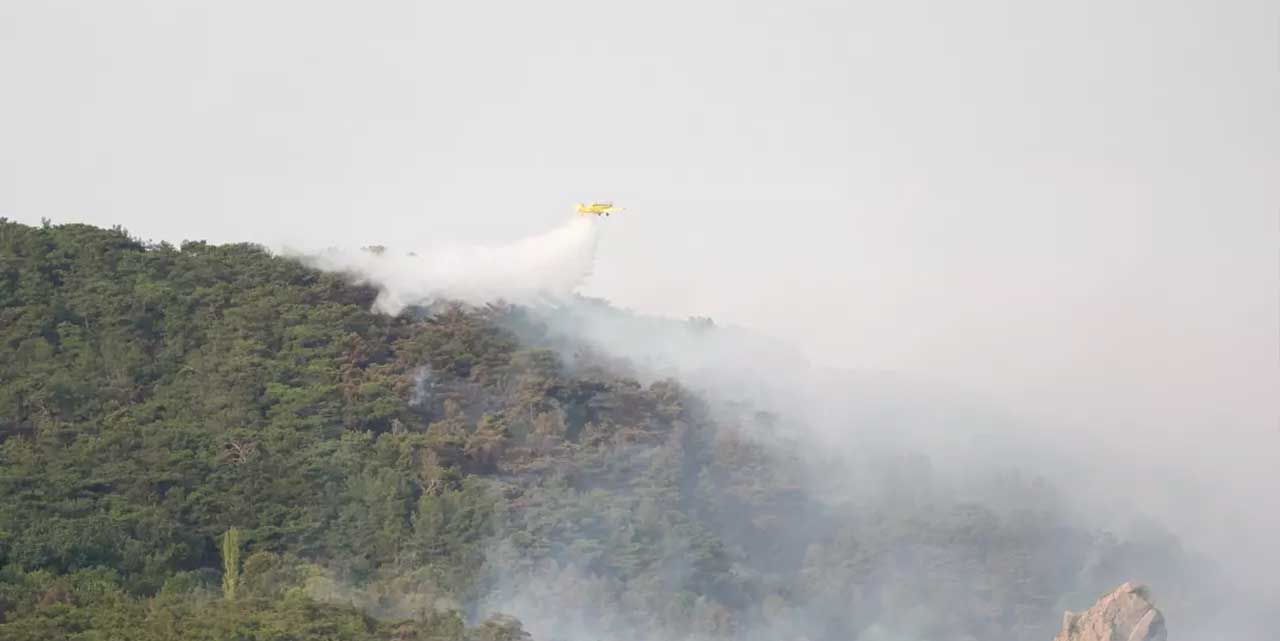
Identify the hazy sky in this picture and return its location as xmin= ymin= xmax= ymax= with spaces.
xmin=3 ymin=1 xmax=1277 ymax=449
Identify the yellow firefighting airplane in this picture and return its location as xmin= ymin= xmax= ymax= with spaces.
xmin=575 ymin=202 xmax=623 ymax=216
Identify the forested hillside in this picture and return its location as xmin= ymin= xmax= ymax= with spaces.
xmin=0 ymin=220 xmax=1204 ymax=641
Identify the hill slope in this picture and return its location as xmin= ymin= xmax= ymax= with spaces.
xmin=0 ymin=220 xmax=1209 ymax=640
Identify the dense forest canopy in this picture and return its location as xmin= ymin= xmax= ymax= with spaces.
xmin=0 ymin=220 xmax=1240 ymax=640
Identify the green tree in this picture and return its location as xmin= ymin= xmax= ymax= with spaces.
xmin=221 ymin=527 xmax=242 ymax=600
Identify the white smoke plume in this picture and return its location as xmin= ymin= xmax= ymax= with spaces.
xmin=290 ymin=217 xmax=600 ymax=314
xmin=286 ymin=212 xmax=1276 ymax=640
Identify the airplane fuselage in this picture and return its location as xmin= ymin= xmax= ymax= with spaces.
xmin=576 ymin=202 xmax=617 ymax=216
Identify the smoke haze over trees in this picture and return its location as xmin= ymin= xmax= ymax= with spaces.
xmin=1 ymin=220 xmax=1273 ymax=640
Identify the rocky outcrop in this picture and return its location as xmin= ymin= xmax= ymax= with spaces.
xmin=1054 ymin=582 xmax=1166 ymax=641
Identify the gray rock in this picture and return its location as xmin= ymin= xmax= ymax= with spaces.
xmin=1054 ymin=582 xmax=1166 ymax=641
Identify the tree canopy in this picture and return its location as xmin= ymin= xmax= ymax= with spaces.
xmin=0 ymin=220 xmax=1201 ymax=641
